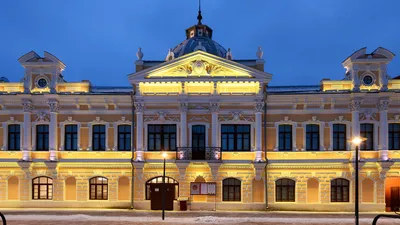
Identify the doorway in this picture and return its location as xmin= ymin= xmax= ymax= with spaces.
xmin=150 ymin=183 xmax=175 ymax=210
xmin=385 ymin=177 xmax=400 ymax=212
xmin=192 ymin=125 xmax=206 ymax=160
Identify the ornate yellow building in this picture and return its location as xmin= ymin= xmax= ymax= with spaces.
xmin=0 ymin=14 xmax=399 ymax=212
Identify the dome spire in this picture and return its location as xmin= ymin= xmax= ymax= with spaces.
xmin=197 ymin=0 xmax=202 ymax=25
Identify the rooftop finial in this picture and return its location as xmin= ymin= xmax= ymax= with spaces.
xmin=197 ymin=0 xmax=202 ymax=25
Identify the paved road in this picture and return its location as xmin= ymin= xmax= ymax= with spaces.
xmin=1 ymin=210 xmax=399 ymax=225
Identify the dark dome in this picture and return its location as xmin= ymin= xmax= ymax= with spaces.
xmin=172 ymin=36 xmax=227 ymax=58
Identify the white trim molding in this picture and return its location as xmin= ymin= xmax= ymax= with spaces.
xmin=31 ymin=112 xmax=50 ymax=151
xmin=302 ymin=116 xmax=325 ymax=151
xmin=59 ymin=116 xmax=81 ymax=151
xmin=113 ymin=117 xmax=131 ymax=151
xmin=1 ymin=117 xmax=23 ymax=151
xmin=359 ymin=111 xmax=379 ymax=151
xmin=328 ymin=116 xmax=351 ymax=151
xmin=188 ymin=122 xmax=210 ymax=147
xmin=274 ymin=116 xmax=297 ymax=151
xmin=88 ymin=117 xmax=110 ymax=151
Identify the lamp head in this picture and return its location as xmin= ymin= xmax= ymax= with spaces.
xmin=351 ymin=137 xmax=363 ymax=145
xmin=162 ymin=152 xmax=168 ymax=159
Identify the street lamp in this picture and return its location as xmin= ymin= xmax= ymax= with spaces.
xmin=162 ymin=151 xmax=167 ymax=220
xmin=351 ymin=137 xmax=363 ymax=225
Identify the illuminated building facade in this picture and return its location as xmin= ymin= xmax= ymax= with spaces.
xmin=0 ymin=13 xmax=400 ymax=212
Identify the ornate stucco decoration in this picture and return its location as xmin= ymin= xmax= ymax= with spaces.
xmin=189 ymin=116 xmax=209 ymax=122
xmin=218 ymin=112 xmax=255 ymax=122
xmin=376 ymin=99 xmax=390 ymax=111
xmin=47 ymin=99 xmax=59 ymax=113
xmin=253 ymin=100 xmax=264 ymax=113
xmin=349 ymin=99 xmax=362 ymax=112
xmin=180 ymin=102 xmax=188 ymax=113
xmin=22 ymin=99 xmax=34 ymax=112
xmin=360 ymin=111 xmax=376 ymax=121
xmin=134 ymin=102 xmax=145 ymax=113
xmin=35 ymin=112 xmax=50 ymax=122
xmin=157 ymin=111 xmax=166 ymax=121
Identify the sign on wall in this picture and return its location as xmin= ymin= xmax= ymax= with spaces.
xmin=190 ymin=182 xmax=216 ymax=195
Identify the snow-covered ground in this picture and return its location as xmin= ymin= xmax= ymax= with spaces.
xmin=3 ymin=214 xmax=400 ymax=225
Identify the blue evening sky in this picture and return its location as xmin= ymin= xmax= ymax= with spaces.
xmin=0 ymin=0 xmax=399 ymax=86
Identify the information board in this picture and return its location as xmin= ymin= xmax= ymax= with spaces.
xmin=190 ymin=182 xmax=216 ymax=195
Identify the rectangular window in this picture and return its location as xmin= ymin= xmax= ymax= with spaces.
xmin=221 ymin=125 xmax=251 ymax=151
xmin=389 ymin=123 xmax=400 ymax=150
xmin=332 ymin=124 xmax=346 ymax=151
xmin=8 ymin=124 xmax=20 ymax=150
xmin=278 ymin=125 xmax=292 ymax=151
xmin=147 ymin=125 xmax=176 ymax=151
xmin=64 ymin=125 xmax=78 ymax=151
xmin=306 ymin=124 xmax=319 ymax=151
xmin=118 ymin=125 xmax=131 ymax=151
xmin=36 ymin=125 xmax=49 ymax=151
xmin=360 ymin=124 xmax=374 ymax=150
xmin=92 ymin=125 xmax=106 ymax=151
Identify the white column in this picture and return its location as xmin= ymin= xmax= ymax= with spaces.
xmin=48 ymin=100 xmax=59 ymax=161
xmin=210 ymin=102 xmax=219 ymax=147
xmin=377 ymin=100 xmax=389 ymax=160
xmin=22 ymin=100 xmax=33 ymax=161
xmin=349 ymin=100 xmax=361 ymax=160
xmin=135 ymin=102 xmax=145 ymax=161
xmin=254 ymin=100 xmax=264 ymax=161
xmin=180 ymin=102 xmax=188 ymax=147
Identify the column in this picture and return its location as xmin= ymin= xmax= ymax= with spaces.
xmin=134 ymin=102 xmax=145 ymax=161
xmin=180 ymin=102 xmax=188 ymax=147
xmin=377 ymin=99 xmax=389 ymax=160
xmin=22 ymin=100 xmax=33 ymax=161
xmin=349 ymin=100 xmax=361 ymax=161
xmin=210 ymin=102 xmax=219 ymax=147
xmin=254 ymin=100 xmax=264 ymax=161
xmin=48 ymin=100 xmax=59 ymax=161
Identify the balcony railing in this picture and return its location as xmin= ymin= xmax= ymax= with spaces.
xmin=176 ymin=147 xmax=222 ymax=161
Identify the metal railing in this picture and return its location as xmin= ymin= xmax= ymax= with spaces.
xmin=372 ymin=213 xmax=400 ymax=225
xmin=0 ymin=212 xmax=6 ymax=225
xmin=176 ymin=147 xmax=222 ymax=160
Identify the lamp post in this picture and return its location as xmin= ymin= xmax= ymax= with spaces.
xmin=162 ymin=151 xmax=167 ymax=220
xmin=352 ymin=137 xmax=363 ymax=225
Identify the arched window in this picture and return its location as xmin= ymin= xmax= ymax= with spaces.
xmin=331 ymin=178 xmax=350 ymax=202
xmin=65 ymin=177 xmax=76 ymax=200
xmin=32 ymin=176 xmax=53 ymax=200
xmin=276 ymin=178 xmax=295 ymax=202
xmin=223 ymin=178 xmax=241 ymax=202
xmin=8 ymin=176 xmax=19 ymax=200
xmin=146 ymin=176 xmax=179 ymax=200
xmin=89 ymin=177 xmax=108 ymax=200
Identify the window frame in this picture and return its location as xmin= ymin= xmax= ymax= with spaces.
xmin=89 ymin=177 xmax=108 ymax=200
xmin=220 ymin=124 xmax=251 ymax=152
xmin=389 ymin=123 xmax=400 ymax=150
xmin=36 ymin=124 xmax=49 ymax=151
xmin=275 ymin=178 xmax=296 ymax=202
xmin=64 ymin=124 xmax=78 ymax=151
xmin=306 ymin=124 xmax=320 ymax=151
xmin=32 ymin=176 xmax=53 ymax=200
xmin=360 ymin=123 xmax=374 ymax=150
xmin=147 ymin=124 xmax=177 ymax=151
xmin=7 ymin=124 xmax=21 ymax=150
xmin=332 ymin=124 xmax=347 ymax=151
xmin=222 ymin=178 xmax=241 ymax=202
xmin=117 ymin=125 xmax=131 ymax=151
xmin=92 ymin=124 xmax=106 ymax=151
xmin=278 ymin=124 xmax=292 ymax=151
xmin=330 ymin=178 xmax=350 ymax=202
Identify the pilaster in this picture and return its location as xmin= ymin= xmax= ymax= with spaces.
xmin=134 ymin=102 xmax=145 ymax=161
xmin=180 ymin=102 xmax=188 ymax=147
xmin=254 ymin=100 xmax=264 ymax=161
xmin=209 ymin=102 xmax=219 ymax=147
xmin=22 ymin=99 xmax=33 ymax=161
xmin=47 ymin=99 xmax=59 ymax=161
xmin=377 ymin=99 xmax=389 ymax=160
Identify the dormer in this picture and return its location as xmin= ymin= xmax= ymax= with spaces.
xmin=18 ymin=51 xmax=66 ymax=94
xmin=342 ymin=47 xmax=395 ymax=92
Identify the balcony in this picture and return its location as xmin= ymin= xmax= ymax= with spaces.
xmin=176 ymin=147 xmax=221 ymax=161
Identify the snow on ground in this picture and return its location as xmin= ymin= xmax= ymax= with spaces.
xmin=3 ymin=214 xmax=399 ymax=224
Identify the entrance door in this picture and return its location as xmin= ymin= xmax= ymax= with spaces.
xmin=391 ymin=187 xmax=400 ymax=211
xmin=150 ymin=183 xmax=175 ymax=210
xmin=192 ymin=125 xmax=206 ymax=160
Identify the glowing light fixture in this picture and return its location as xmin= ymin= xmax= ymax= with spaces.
xmin=351 ymin=137 xmax=363 ymax=146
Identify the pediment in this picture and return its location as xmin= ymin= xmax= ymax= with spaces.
xmin=129 ymin=51 xmax=272 ymax=83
